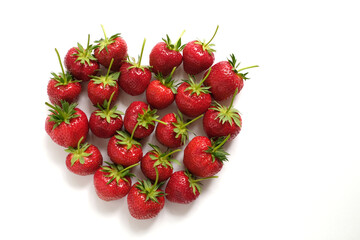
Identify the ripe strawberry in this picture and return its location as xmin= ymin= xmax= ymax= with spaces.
xmin=118 ymin=39 xmax=151 ymax=96
xmin=182 ymin=25 xmax=219 ymax=75
xmin=87 ymin=58 xmax=120 ymax=106
xmin=45 ymin=101 xmax=89 ymax=148
xmin=107 ymin=131 xmax=143 ymax=167
xmin=183 ymin=135 xmax=230 ymax=178
xmin=47 ymin=48 xmax=81 ymax=105
xmin=89 ymin=92 xmax=124 ymax=138
xmin=127 ymin=171 xmax=165 ymax=219
xmin=203 ymin=54 xmax=259 ymax=101
xmin=146 ymin=67 xmax=177 ymax=109
xmin=175 ymin=69 xmax=212 ymax=117
xmin=93 ymin=162 xmax=138 ymax=201
xmin=141 ymin=143 xmax=180 ymax=182
xmin=65 ymin=137 xmax=103 ymax=176
xmin=64 ymin=34 xmax=99 ymax=82
xmin=149 ymin=31 xmax=185 ymax=76
xmin=155 ymin=111 xmax=202 ymax=148
xmin=203 ymin=89 xmax=242 ymax=140
xmin=124 ymin=101 xmax=166 ymax=139
xmin=165 ymin=170 xmax=217 ymax=204
xmin=94 ymin=25 xmax=128 ymax=71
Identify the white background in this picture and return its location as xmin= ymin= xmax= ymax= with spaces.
xmin=1 ymin=0 xmax=359 ymax=239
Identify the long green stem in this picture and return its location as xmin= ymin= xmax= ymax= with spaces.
xmin=55 ymin=48 xmax=66 ymax=80
xmin=137 ymin=38 xmax=146 ymax=67
xmin=211 ymin=135 xmax=230 ymax=153
xmin=192 ymin=175 xmax=218 ymax=183
xmin=176 ymin=30 xmax=186 ymax=44
xmin=151 ymin=167 xmax=160 ymax=192
xmin=130 ymin=121 xmax=140 ymax=140
xmin=106 ymin=58 xmax=114 ymax=80
xmin=199 ymin=67 xmax=212 ymax=85
xmin=87 ymin=34 xmax=90 ymax=48
xmin=238 ymin=65 xmax=259 ymax=72
xmin=101 ymin=24 xmax=108 ymax=41
xmin=106 ymin=91 xmax=116 ymax=112
xmin=154 ymin=119 xmax=168 ymax=125
xmin=120 ymin=162 xmax=140 ymax=173
xmin=183 ymin=114 xmax=204 ymax=127
xmin=205 ymin=25 xmax=219 ymax=47
xmin=162 ymin=149 xmax=181 ymax=159
xmin=227 ymin=88 xmax=239 ymax=112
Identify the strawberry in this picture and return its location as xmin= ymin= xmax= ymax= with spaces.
xmin=93 ymin=162 xmax=138 ymax=201
xmin=64 ymin=34 xmax=99 ymax=82
xmin=146 ymin=67 xmax=177 ymax=109
xmin=183 ymin=135 xmax=230 ymax=178
xmin=65 ymin=137 xmax=103 ymax=176
xmin=94 ymin=25 xmax=128 ymax=71
xmin=175 ymin=69 xmax=212 ymax=117
xmin=127 ymin=170 xmax=165 ymax=219
xmin=203 ymin=89 xmax=242 ymax=140
xmin=149 ymin=31 xmax=185 ymax=76
xmin=165 ymin=170 xmax=217 ymax=204
xmin=107 ymin=131 xmax=143 ymax=167
xmin=47 ymin=48 xmax=81 ymax=105
xmin=141 ymin=143 xmax=181 ymax=182
xmin=45 ymin=101 xmax=88 ymax=148
xmin=203 ymin=54 xmax=259 ymax=101
xmin=124 ymin=101 xmax=166 ymax=139
xmin=87 ymin=58 xmax=120 ymax=106
xmin=89 ymin=92 xmax=124 ymax=138
xmin=118 ymin=39 xmax=151 ymax=96
xmin=182 ymin=25 xmax=219 ymax=75
xmin=155 ymin=111 xmax=202 ymax=148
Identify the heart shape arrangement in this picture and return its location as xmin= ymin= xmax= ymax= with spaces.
xmin=45 ymin=25 xmax=258 ymax=220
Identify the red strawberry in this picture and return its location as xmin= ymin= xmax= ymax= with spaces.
xmin=146 ymin=67 xmax=177 ymax=109
xmin=118 ymin=39 xmax=151 ymax=96
xmin=47 ymin=48 xmax=81 ymax=105
xmin=203 ymin=89 xmax=242 ymax=140
xmin=182 ymin=25 xmax=219 ymax=75
xmin=65 ymin=137 xmax=103 ymax=176
xmin=93 ymin=162 xmax=138 ymax=201
xmin=141 ymin=143 xmax=181 ymax=182
xmin=64 ymin=34 xmax=99 ymax=82
xmin=165 ymin=170 xmax=217 ymax=204
xmin=124 ymin=101 xmax=166 ymax=139
xmin=155 ymin=111 xmax=202 ymax=148
xmin=94 ymin=25 xmax=128 ymax=71
xmin=149 ymin=31 xmax=185 ymax=76
xmin=175 ymin=69 xmax=212 ymax=117
xmin=183 ymin=135 xmax=230 ymax=178
xmin=45 ymin=101 xmax=88 ymax=148
xmin=87 ymin=58 xmax=120 ymax=106
xmin=127 ymin=173 xmax=165 ymax=219
xmin=107 ymin=131 xmax=143 ymax=167
xmin=89 ymin=92 xmax=124 ymax=138
xmin=203 ymin=54 xmax=259 ymax=101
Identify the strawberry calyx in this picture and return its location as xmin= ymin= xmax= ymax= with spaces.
xmin=90 ymin=58 xmax=119 ymax=87
xmin=136 ymin=106 xmax=167 ymax=130
xmin=45 ymin=100 xmax=80 ymax=130
xmin=172 ymin=111 xmax=204 ymax=145
xmin=227 ymin=54 xmax=259 ymax=80
xmin=100 ymin=161 xmax=139 ymax=185
xmin=210 ymin=88 xmax=242 ymax=127
xmin=183 ymin=68 xmax=212 ymax=96
xmin=94 ymin=24 xmax=121 ymax=53
xmin=65 ymin=137 xmax=93 ymax=166
xmin=162 ymin=30 xmax=186 ymax=51
xmin=195 ymin=25 xmax=219 ymax=55
xmin=184 ymin=170 xmax=218 ymax=195
xmin=205 ymin=135 xmax=230 ymax=163
xmin=126 ymin=38 xmax=149 ymax=72
xmin=115 ymin=130 xmax=141 ymax=150
xmin=51 ymin=48 xmax=80 ymax=86
xmin=72 ymin=34 xmax=97 ymax=65
xmin=155 ymin=67 xmax=178 ymax=94
xmin=148 ymin=143 xmax=181 ymax=169
xmin=136 ymin=168 xmax=165 ymax=203
xmin=94 ymin=92 xmax=124 ymax=123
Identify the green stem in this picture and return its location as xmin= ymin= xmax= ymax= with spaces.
xmin=183 ymin=114 xmax=204 ymax=127
xmin=199 ymin=67 xmax=212 ymax=85
xmin=192 ymin=175 xmax=218 ymax=183
xmin=106 ymin=91 xmax=116 ymax=112
xmin=55 ymin=48 xmax=66 ymax=82
xmin=76 ymin=136 xmax=84 ymax=150
xmin=169 ymin=67 xmax=177 ymax=78
xmin=227 ymin=88 xmax=238 ymax=111
xmin=151 ymin=167 xmax=160 ymax=192
xmin=137 ymin=38 xmax=146 ymax=67
xmin=87 ymin=34 xmax=90 ymax=48
xmin=106 ymin=58 xmax=114 ymax=79
xmin=120 ymin=162 xmax=140 ymax=173
xmin=211 ymin=135 xmax=230 ymax=153
xmin=154 ymin=119 xmax=168 ymax=125
xmin=176 ymin=30 xmax=185 ymax=45
xmin=238 ymin=65 xmax=259 ymax=72
xmin=101 ymin=24 xmax=108 ymax=41
xmin=130 ymin=121 xmax=140 ymax=141
xmin=205 ymin=25 xmax=219 ymax=47
xmin=162 ymin=149 xmax=181 ymax=159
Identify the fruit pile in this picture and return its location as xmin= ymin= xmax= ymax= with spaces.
xmin=45 ymin=25 xmax=258 ymax=220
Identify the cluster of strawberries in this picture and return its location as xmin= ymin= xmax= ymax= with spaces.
xmin=45 ymin=25 xmax=258 ymax=220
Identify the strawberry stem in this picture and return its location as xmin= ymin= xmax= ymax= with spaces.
xmin=183 ymin=114 xmax=204 ymax=127
xmin=151 ymin=167 xmax=160 ymax=192
xmin=106 ymin=58 xmax=114 ymax=79
xmin=130 ymin=121 xmax=140 ymax=140
xmin=162 ymin=149 xmax=181 ymax=159
xmin=176 ymin=30 xmax=186 ymax=45
xmin=154 ymin=119 xmax=168 ymax=125
xmin=205 ymin=25 xmax=219 ymax=48
xmin=55 ymin=48 xmax=66 ymax=83
xmin=199 ymin=67 xmax=212 ymax=85
xmin=86 ymin=34 xmax=90 ymax=49
xmin=192 ymin=175 xmax=218 ymax=183
xmin=100 ymin=24 xmax=108 ymax=41
xmin=106 ymin=91 xmax=116 ymax=112
xmin=227 ymin=88 xmax=238 ymax=112
xmin=137 ymin=38 xmax=146 ymax=67
xmin=121 ymin=162 xmax=140 ymax=173
xmin=210 ymin=135 xmax=230 ymax=153
xmin=238 ymin=65 xmax=259 ymax=72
